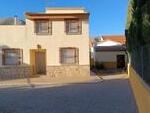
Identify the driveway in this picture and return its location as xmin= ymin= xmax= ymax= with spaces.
xmin=0 ymin=74 xmax=138 ymax=113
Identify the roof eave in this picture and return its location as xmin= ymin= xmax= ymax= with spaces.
xmin=25 ymin=12 xmax=90 ymax=20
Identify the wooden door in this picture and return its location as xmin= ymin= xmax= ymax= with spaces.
xmin=35 ymin=51 xmax=46 ymax=74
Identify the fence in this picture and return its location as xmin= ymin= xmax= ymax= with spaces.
xmin=131 ymin=43 xmax=150 ymax=85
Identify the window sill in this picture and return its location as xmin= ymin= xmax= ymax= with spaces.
xmin=35 ymin=33 xmax=52 ymax=36
xmin=2 ymin=64 xmax=24 ymax=67
xmin=60 ymin=63 xmax=79 ymax=66
xmin=66 ymin=33 xmax=82 ymax=35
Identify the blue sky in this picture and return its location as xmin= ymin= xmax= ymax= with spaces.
xmin=0 ymin=0 xmax=128 ymax=37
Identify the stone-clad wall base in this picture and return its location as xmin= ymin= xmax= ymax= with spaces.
xmin=47 ymin=65 xmax=90 ymax=77
xmin=0 ymin=66 xmax=33 ymax=80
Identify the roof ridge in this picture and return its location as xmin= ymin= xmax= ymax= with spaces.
xmin=102 ymin=35 xmax=125 ymax=37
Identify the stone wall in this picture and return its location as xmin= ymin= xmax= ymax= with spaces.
xmin=47 ymin=65 xmax=90 ymax=77
xmin=0 ymin=65 xmax=33 ymax=80
xmin=0 ymin=65 xmax=90 ymax=80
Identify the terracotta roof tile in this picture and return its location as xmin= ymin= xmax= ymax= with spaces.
xmin=102 ymin=35 xmax=126 ymax=44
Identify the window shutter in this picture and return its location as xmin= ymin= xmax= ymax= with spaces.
xmin=75 ymin=48 xmax=79 ymax=64
xmin=78 ymin=20 xmax=82 ymax=34
xmin=35 ymin=21 xmax=40 ymax=33
xmin=19 ymin=49 xmax=23 ymax=65
xmin=60 ymin=49 xmax=62 ymax=64
xmin=49 ymin=21 xmax=52 ymax=35
xmin=65 ymin=20 xmax=69 ymax=33
xmin=34 ymin=21 xmax=37 ymax=33
xmin=2 ymin=50 xmax=5 ymax=65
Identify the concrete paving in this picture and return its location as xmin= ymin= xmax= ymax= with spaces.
xmin=0 ymin=74 xmax=138 ymax=113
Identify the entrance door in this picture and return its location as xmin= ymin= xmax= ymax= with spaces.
xmin=35 ymin=51 xmax=46 ymax=74
xmin=117 ymin=55 xmax=125 ymax=69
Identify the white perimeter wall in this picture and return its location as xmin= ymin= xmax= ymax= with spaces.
xmin=95 ymin=51 xmax=127 ymax=62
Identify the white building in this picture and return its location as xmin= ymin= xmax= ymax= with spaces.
xmin=93 ymin=35 xmax=127 ymax=69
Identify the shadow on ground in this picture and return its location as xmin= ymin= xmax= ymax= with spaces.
xmin=0 ymin=78 xmax=138 ymax=113
xmin=91 ymin=69 xmax=127 ymax=76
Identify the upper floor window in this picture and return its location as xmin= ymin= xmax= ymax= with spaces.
xmin=35 ymin=20 xmax=52 ymax=35
xmin=2 ymin=49 xmax=23 ymax=65
xmin=65 ymin=19 xmax=82 ymax=35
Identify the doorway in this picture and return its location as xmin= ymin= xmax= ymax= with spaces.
xmin=30 ymin=49 xmax=46 ymax=75
xmin=35 ymin=51 xmax=46 ymax=74
xmin=117 ymin=55 xmax=125 ymax=69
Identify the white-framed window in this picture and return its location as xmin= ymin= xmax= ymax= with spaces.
xmin=35 ymin=20 xmax=52 ymax=35
xmin=65 ymin=19 xmax=82 ymax=35
xmin=2 ymin=49 xmax=23 ymax=65
xmin=60 ymin=48 xmax=79 ymax=64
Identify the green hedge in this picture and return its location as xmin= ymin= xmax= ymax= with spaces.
xmin=142 ymin=0 xmax=150 ymax=43
xmin=126 ymin=0 xmax=150 ymax=50
xmin=126 ymin=0 xmax=150 ymax=85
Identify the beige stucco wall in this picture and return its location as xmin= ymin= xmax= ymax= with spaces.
xmin=25 ymin=19 xmax=89 ymax=66
xmin=0 ymin=18 xmax=89 ymax=66
xmin=0 ymin=26 xmax=27 ymax=66
xmin=95 ymin=51 xmax=127 ymax=62
xmin=129 ymin=66 xmax=150 ymax=113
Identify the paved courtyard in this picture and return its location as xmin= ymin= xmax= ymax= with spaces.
xmin=0 ymin=74 xmax=138 ymax=113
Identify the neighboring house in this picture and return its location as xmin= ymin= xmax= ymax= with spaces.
xmin=92 ymin=35 xmax=127 ymax=69
xmin=0 ymin=17 xmax=25 ymax=25
xmin=0 ymin=7 xmax=90 ymax=79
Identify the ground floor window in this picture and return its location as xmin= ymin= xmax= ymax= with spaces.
xmin=60 ymin=48 xmax=79 ymax=64
xmin=2 ymin=49 xmax=23 ymax=65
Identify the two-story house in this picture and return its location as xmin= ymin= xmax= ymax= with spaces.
xmin=0 ymin=8 xmax=90 ymax=79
